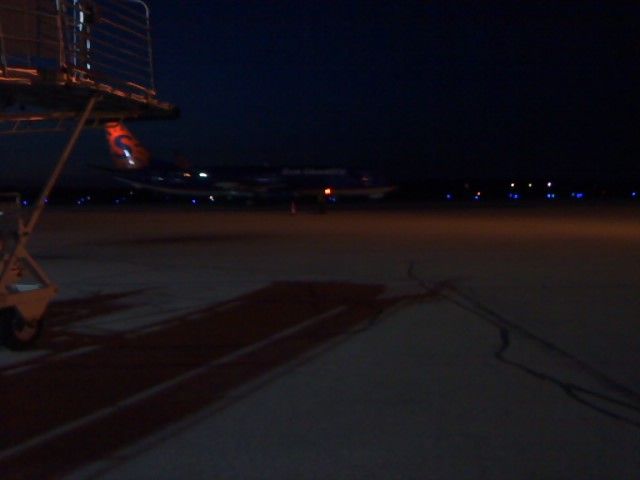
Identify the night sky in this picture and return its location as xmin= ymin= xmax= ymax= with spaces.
xmin=2 ymin=0 xmax=640 ymax=186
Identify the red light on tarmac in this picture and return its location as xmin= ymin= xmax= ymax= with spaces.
xmin=324 ymin=188 xmax=332 ymax=196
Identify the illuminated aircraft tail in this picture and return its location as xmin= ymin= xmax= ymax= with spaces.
xmin=104 ymin=122 xmax=151 ymax=170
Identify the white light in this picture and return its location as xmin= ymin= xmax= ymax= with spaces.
xmin=528 ymin=183 xmax=533 ymax=188
xmin=547 ymin=182 xmax=552 ymax=188
xmin=198 ymin=172 xmax=209 ymax=178
xmin=510 ymin=182 xmax=515 ymax=188
xmin=123 ymin=148 xmax=134 ymax=166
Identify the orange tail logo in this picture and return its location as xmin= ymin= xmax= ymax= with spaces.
xmin=105 ymin=122 xmax=151 ymax=170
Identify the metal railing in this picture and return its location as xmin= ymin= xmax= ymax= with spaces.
xmin=0 ymin=1 xmax=62 ymax=73
xmin=0 ymin=0 xmax=156 ymax=96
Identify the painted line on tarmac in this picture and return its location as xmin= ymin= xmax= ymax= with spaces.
xmin=0 ymin=305 xmax=347 ymax=463
xmin=2 ymin=346 xmax=100 ymax=376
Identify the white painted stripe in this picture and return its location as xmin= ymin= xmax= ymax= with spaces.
xmin=125 ymin=324 xmax=169 ymax=339
xmin=48 ymin=346 xmax=100 ymax=361
xmin=2 ymin=346 xmax=99 ymax=376
xmin=2 ymin=364 xmax=39 ymax=377
xmin=0 ymin=305 xmax=347 ymax=462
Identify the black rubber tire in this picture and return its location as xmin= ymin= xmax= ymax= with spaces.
xmin=0 ymin=308 xmax=43 ymax=351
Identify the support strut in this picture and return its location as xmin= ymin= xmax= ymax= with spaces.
xmin=0 ymin=95 xmax=99 ymax=349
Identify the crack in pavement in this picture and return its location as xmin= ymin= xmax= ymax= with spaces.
xmin=407 ymin=261 xmax=640 ymax=430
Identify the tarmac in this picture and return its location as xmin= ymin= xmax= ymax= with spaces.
xmin=1 ymin=204 xmax=639 ymax=479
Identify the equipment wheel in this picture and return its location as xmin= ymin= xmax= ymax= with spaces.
xmin=0 ymin=308 xmax=43 ymax=350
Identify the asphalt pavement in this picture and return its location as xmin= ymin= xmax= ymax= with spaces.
xmin=1 ymin=205 xmax=639 ymax=479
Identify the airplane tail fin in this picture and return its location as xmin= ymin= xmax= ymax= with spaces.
xmin=104 ymin=122 xmax=151 ymax=170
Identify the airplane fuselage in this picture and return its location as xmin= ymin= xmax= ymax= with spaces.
xmin=110 ymin=164 xmax=394 ymax=200
xmin=103 ymin=122 xmax=395 ymax=200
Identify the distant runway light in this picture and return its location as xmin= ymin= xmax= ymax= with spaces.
xmin=191 ymin=199 xmax=198 ymax=205
xmin=510 ymin=182 xmax=515 ymax=188
xmin=198 ymin=172 xmax=208 ymax=178
xmin=528 ymin=183 xmax=533 ymax=188
xmin=632 ymin=192 xmax=637 ymax=198
xmin=547 ymin=182 xmax=552 ymax=188
xmin=445 ymin=193 xmax=453 ymax=200
xmin=209 ymin=195 xmax=215 ymax=202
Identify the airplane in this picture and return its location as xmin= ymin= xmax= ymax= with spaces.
xmin=101 ymin=122 xmax=396 ymax=203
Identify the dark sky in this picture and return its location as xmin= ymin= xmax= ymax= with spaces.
xmin=2 ymin=0 xmax=640 ymax=186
